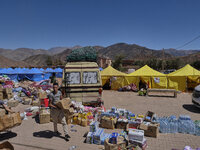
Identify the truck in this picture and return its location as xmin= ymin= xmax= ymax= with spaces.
xmin=61 ymin=62 xmax=103 ymax=106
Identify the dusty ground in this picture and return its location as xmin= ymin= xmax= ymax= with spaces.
xmin=1 ymin=91 xmax=200 ymax=150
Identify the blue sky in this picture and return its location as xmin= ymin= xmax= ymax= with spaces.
xmin=0 ymin=0 xmax=200 ymax=50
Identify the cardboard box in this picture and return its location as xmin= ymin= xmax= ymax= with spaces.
xmin=0 ymin=141 xmax=14 ymax=150
xmin=0 ymin=85 xmax=3 ymax=92
xmin=139 ymin=122 xmax=151 ymax=131
xmin=144 ymin=111 xmax=155 ymax=122
xmin=129 ymin=138 xmax=147 ymax=150
xmin=7 ymin=100 xmax=19 ymax=107
xmin=23 ymin=98 xmax=31 ymax=105
xmin=39 ymin=109 xmax=50 ymax=124
xmin=56 ymin=98 xmax=71 ymax=110
xmin=6 ymin=93 xmax=13 ymax=99
xmin=0 ymin=114 xmax=14 ymax=131
xmin=81 ymin=119 xmax=88 ymax=127
xmin=32 ymin=99 xmax=40 ymax=106
xmin=38 ymin=92 xmax=47 ymax=99
xmin=11 ymin=112 xmax=22 ymax=126
xmin=0 ymin=92 xmax=3 ymax=100
xmin=77 ymin=117 xmax=82 ymax=125
xmin=64 ymin=107 xmax=74 ymax=116
xmin=128 ymin=120 xmax=140 ymax=129
xmin=0 ymin=108 xmax=5 ymax=117
xmin=116 ymin=120 xmax=128 ymax=130
xmin=104 ymin=136 xmax=126 ymax=150
xmin=144 ymin=123 xmax=159 ymax=138
xmin=100 ymin=116 xmax=117 ymax=129
xmin=4 ymin=88 xmax=12 ymax=94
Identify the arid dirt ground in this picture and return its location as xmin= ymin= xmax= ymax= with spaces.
xmin=1 ymin=91 xmax=200 ymax=150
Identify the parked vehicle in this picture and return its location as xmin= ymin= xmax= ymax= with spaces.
xmin=192 ymin=85 xmax=200 ymax=108
xmin=30 ymin=80 xmax=52 ymax=91
xmin=61 ymin=62 xmax=103 ymax=106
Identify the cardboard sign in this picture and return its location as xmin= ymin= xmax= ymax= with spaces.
xmin=154 ymin=77 xmax=160 ymax=83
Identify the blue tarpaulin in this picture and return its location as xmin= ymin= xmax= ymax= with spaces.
xmin=0 ymin=68 xmax=63 ymax=81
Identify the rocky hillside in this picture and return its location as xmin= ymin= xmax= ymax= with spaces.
xmin=98 ymin=43 xmax=172 ymax=60
xmin=178 ymin=52 xmax=200 ymax=64
xmin=0 ymin=48 xmax=48 ymax=61
xmin=164 ymin=48 xmax=200 ymax=57
xmin=0 ymin=43 xmax=199 ymax=67
xmin=0 ymin=55 xmax=28 ymax=68
xmin=23 ymin=54 xmax=52 ymax=67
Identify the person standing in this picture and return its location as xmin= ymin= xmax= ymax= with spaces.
xmin=49 ymin=83 xmax=70 ymax=141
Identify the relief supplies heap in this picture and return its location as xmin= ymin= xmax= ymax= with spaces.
xmin=0 ymin=75 xmax=52 ymax=130
xmin=66 ymin=46 xmax=97 ymax=62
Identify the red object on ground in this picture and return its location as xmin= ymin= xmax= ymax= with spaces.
xmin=5 ymin=81 xmax=13 ymax=85
xmin=40 ymin=98 xmax=49 ymax=107
xmin=26 ymin=112 xmax=33 ymax=116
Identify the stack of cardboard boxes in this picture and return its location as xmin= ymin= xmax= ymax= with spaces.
xmin=0 ymin=85 xmax=3 ymax=100
xmin=55 ymin=98 xmax=75 ymax=124
xmin=0 ymin=86 xmax=13 ymax=100
xmin=139 ymin=111 xmax=159 ymax=138
xmin=4 ymin=88 xmax=13 ymax=99
xmin=0 ymin=112 xmax=22 ymax=132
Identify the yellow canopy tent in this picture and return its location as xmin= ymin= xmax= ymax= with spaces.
xmin=100 ymin=66 xmax=128 ymax=90
xmin=127 ymin=65 xmax=167 ymax=89
xmin=168 ymin=64 xmax=200 ymax=91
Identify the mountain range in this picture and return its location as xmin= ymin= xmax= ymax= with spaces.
xmin=0 ymin=43 xmax=199 ymax=67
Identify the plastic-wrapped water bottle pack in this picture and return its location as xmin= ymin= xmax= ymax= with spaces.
xmin=156 ymin=115 xmax=200 ymax=136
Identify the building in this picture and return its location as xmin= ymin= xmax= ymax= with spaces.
xmin=98 ymin=56 xmax=112 ymax=68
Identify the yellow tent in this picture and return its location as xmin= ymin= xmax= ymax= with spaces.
xmin=127 ymin=65 xmax=167 ymax=89
xmin=100 ymin=65 xmax=127 ymax=77
xmin=168 ymin=64 xmax=200 ymax=91
xmin=100 ymin=66 xmax=128 ymax=89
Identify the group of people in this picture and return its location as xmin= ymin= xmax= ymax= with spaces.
xmin=0 ymin=82 xmax=71 ymax=142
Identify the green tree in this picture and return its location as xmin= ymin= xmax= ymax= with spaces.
xmin=191 ymin=60 xmax=200 ymax=70
xmin=112 ymin=54 xmax=124 ymax=71
xmin=157 ymin=59 xmax=163 ymax=70
xmin=171 ymin=58 xmax=180 ymax=69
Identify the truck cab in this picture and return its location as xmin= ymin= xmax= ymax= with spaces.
xmin=61 ymin=62 xmax=103 ymax=106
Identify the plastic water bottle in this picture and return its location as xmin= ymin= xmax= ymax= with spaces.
xmin=188 ymin=121 xmax=195 ymax=135
xmin=174 ymin=120 xmax=178 ymax=133
xmin=68 ymin=146 xmax=76 ymax=150
xmin=169 ymin=120 xmax=173 ymax=133
xmin=194 ymin=121 xmax=200 ymax=136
